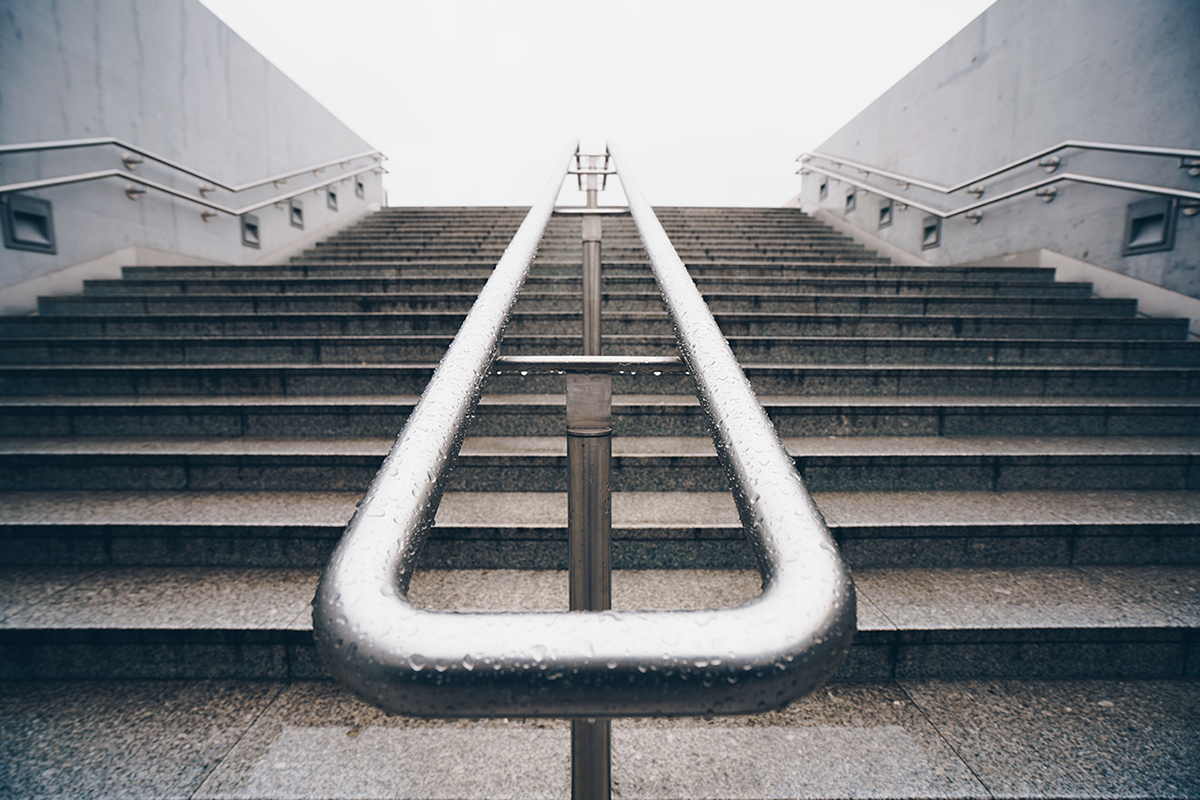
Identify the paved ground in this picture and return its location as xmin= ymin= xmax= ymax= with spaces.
xmin=2 ymin=678 xmax=1197 ymax=799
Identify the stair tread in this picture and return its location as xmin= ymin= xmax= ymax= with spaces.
xmin=3 ymin=393 xmax=1197 ymax=408
xmin=3 ymin=565 xmax=1196 ymax=630
xmin=3 ymin=488 xmax=1198 ymax=528
xmin=4 ymin=434 xmax=1198 ymax=457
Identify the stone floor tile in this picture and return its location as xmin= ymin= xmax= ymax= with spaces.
xmin=193 ymin=682 xmax=568 ymax=800
xmin=902 ymin=679 xmax=1200 ymax=798
xmin=0 ymin=680 xmax=283 ymax=800
xmin=196 ymin=681 xmax=987 ymax=799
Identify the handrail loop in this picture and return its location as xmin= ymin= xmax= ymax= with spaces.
xmin=312 ymin=143 xmax=856 ymax=719
xmin=798 ymin=140 xmax=1200 ymax=219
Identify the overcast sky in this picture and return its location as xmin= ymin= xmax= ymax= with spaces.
xmin=197 ymin=0 xmax=995 ymax=208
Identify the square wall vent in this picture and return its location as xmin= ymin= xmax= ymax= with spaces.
xmin=845 ymin=189 xmax=856 ymax=213
xmin=879 ymin=199 xmax=893 ymax=229
xmin=1123 ymin=197 xmax=1176 ymax=255
xmin=2 ymin=193 xmax=56 ymax=254
xmin=241 ymin=214 xmax=261 ymax=249
xmin=327 ymin=186 xmax=338 ymax=211
xmin=290 ymin=198 xmax=304 ymax=229
xmin=921 ymin=215 xmax=941 ymax=250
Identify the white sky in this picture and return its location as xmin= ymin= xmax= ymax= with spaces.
xmin=197 ymin=0 xmax=995 ymax=208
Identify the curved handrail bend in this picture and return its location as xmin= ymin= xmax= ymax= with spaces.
xmin=311 ymin=143 xmax=856 ymax=719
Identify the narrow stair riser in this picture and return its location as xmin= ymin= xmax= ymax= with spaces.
xmin=2 ymin=402 xmax=1196 ymax=438
xmin=2 ymin=313 xmax=1188 ymax=340
xmin=4 ymin=365 xmax=1199 ymax=396
xmin=3 ymin=521 xmax=1197 ymax=569
xmin=2 ymin=336 xmax=1195 ymax=366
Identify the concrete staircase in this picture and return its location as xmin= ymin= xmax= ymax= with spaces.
xmin=2 ymin=205 xmax=1198 ymax=798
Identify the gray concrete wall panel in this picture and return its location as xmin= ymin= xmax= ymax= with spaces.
xmin=798 ymin=0 xmax=1200 ymax=298
xmin=0 ymin=0 xmax=384 ymax=303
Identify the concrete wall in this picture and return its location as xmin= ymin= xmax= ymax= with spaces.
xmin=0 ymin=0 xmax=384 ymax=311
xmin=795 ymin=0 xmax=1200 ymax=299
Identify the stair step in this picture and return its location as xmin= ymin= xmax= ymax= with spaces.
xmin=2 ymin=435 xmax=1197 ymax=492
xmin=4 ymin=334 xmax=1196 ymax=366
xmin=4 ymin=362 xmax=1198 ymax=396
xmin=40 ymin=292 xmax=1137 ymax=316
xmin=2 ymin=395 xmax=1197 ymax=438
xmin=6 ymin=311 xmax=1187 ymax=339
xmin=81 ymin=275 xmax=1077 ymax=296
xmin=2 ymin=489 xmax=1197 ymax=569
xmin=2 ymin=564 xmax=1196 ymax=680
xmin=121 ymin=262 xmax=1058 ymax=281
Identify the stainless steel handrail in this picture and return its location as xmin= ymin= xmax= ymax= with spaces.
xmin=799 ymin=162 xmax=1200 ymax=220
xmin=800 ymin=140 xmax=1200 ymax=195
xmin=0 ymin=163 xmax=384 ymax=217
xmin=312 ymin=143 xmax=856 ymax=718
xmin=0 ymin=136 xmax=383 ymax=193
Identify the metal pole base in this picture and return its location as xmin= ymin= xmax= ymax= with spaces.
xmin=571 ymin=718 xmax=611 ymax=800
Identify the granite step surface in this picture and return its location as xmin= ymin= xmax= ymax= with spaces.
xmin=3 ymin=334 xmax=1195 ymax=366
xmin=2 ymin=489 xmax=1197 ymax=569
xmin=118 ymin=262 xmax=1056 ymax=281
xmin=6 ymin=311 xmax=1187 ymax=340
xmin=1 ymin=395 xmax=1197 ymax=438
xmin=76 ymin=275 xmax=1084 ymax=297
xmin=2 ymin=435 xmax=1198 ymax=492
xmin=38 ymin=291 xmax=1140 ymax=317
xmin=1 ymin=564 xmax=1196 ymax=681
xmin=4 ymin=362 xmax=1199 ymax=397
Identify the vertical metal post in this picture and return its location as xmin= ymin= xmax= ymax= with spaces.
xmin=582 ymin=159 xmax=602 ymax=355
xmin=569 ymin=154 xmax=611 ymax=800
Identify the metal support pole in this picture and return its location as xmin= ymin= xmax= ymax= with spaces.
xmin=569 ymin=153 xmax=611 ymax=800
xmin=567 ymin=373 xmax=612 ymax=800
xmin=582 ymin=215 xmax=602 ymax=356
xmin=582 ymin=158 xmax=602 ymax=355
xmin=567 ymin=374 xmax=611 ymax=610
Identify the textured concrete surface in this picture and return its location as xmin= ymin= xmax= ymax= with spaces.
xmin=0 ymin=567 xmax=316 ymax=630
xmin=4 ymin=434 xmax=1199 ymax=458
xmin=2 ymin=565 xmax=1196 ymax=633
xmin=854 ymin=566 xmax=1192 ymax=630
xmin=408 ymin=569 xmax=762 ymax=612
xmin=4 ymin=679 xmax=1195 ymax=799
xmin=0 ymin=680 xmax=283 ymax=800
xmin=5 ymin=488 xmax=1196 ymax=528
xmin=0 ymin=567 xmax=96 ymax=621
xmin=903 ymin=679 xmax=1200 ymax=798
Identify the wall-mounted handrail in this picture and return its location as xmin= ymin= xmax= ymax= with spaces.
xmin=800 ymin=140 xmax=1200 ymax=195
xmin=799 ymin=162 xmax=1200 ymax=220
xmin=0 ymin=136 xmax=383 ymax=194
xmin=312 ymin=142 xmax=856 ymax=719
xmin=0 ymin=163 xmax=384 ymax=217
